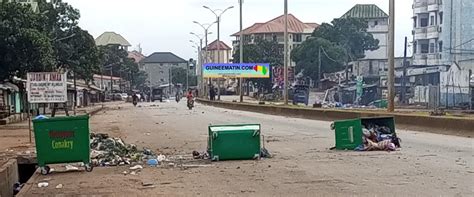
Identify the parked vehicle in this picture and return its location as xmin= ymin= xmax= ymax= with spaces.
xmin=292 ymin=85 xmax=309 ymax=106
xmin=151 ymin=87 xmax=164 ymax=102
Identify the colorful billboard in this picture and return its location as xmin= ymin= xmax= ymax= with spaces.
xmin=203 ymin=63 xmax=270 ymax=78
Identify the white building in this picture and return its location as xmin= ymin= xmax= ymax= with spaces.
xmin=341 ymin=4 xmax=389 ymax=60
xmin=412 ymin=0 xmax=474 ymax=67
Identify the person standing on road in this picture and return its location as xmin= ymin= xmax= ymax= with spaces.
xmin=210 ymin=86 xmax=215 ymax=101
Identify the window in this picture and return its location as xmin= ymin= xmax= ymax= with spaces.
xmin=421 ymin=43 xmax=429 ymax=53
xmin=159 ymin=71 xmax=164 ymax=74
xmin=430 ymin=16 xmax=435 ymax=26
xmin=293 ymin=34 xmax=302 ymax=42
xmin=439 ymin=12 xmax=443 ymax=24
xmin=160 ymin=63 xmax=164 ymax=66
xmin=272 ymin=35 xmax=277 ymax=41
xmin=420 ymin=18 xmax=428 ymax=27
xmin=429 ymin=43 xmax=435 ymax=53
xmin=374 ymin=20 xmax=378 ymax=26
xmin=160 ymin=79 xmax=164 ymax=82
xmin=413 ymin=17 xmax=417 ymax=28
xmin=439 ymin=41 xmax=443 ymax=52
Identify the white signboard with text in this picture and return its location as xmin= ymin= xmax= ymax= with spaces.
xmin=27 ymin=72 xmax=67 ymax=103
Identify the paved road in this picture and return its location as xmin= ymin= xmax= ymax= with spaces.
xmin=20 ymin=101 xmax=473 ymax=196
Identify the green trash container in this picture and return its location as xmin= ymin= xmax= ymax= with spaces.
xmin=333 ymin=117 xmax=395 ymax=150
xmin=33 ymin=115 xmax=93 ymax=174
xmin=208 ymin=124 xmax=261 ymax=161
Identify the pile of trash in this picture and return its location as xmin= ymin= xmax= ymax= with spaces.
xmin=355 ymin=124 xmax=401 ymax=151
xmin=89 ymin=133 xmax=156 ymax=166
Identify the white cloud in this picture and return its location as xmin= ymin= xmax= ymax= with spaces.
xmin=66 ymin=0 xmax=414 ymax=59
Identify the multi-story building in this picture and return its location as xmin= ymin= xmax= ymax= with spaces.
xmin=342 ymin=4 xmax=389 ymax=60
xmin=95 ymin=32 xmax=131 ymax=51
xmin=412 ymin=0 xmax=474 ymax=67
xmin=140 ymin=52 xmax=188 ymax=88
xmin=202 ymin=40 xmax=232 ymax=64
xmin=231 ymin=14 xmax=318 ymax=66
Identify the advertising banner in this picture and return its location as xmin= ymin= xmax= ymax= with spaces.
xmin=203 ymin=63 xmax=270 ymax=78
xmin=27 ymin=72 xmax=67 ymax=103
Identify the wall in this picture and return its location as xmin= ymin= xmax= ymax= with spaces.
xmin=0 ymin=159 xmax=19 ymax=197
xmin=440 ymin=64 xmax=471 ymax=107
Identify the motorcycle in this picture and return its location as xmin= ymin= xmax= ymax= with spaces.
xmin=175 ymin=95 xmax=181 ymax=103
xmin=133 ymin=99 xmax=138 ymax=107
xmin=187 ymin=98 xmax=194 ymax=110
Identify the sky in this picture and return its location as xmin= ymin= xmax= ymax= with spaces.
xmin=65 ymin=0 xmax=414 ymax=60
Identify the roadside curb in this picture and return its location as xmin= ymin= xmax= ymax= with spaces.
xmin=197 ymin=99 xmax=474 ymax=137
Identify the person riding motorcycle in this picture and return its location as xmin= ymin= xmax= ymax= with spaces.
xmin=132 ymin=94 xmax=138 ymax=106
xmin=186 ymin=90 xmax=194 ymax=109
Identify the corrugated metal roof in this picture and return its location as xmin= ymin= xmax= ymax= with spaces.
xmin=232 ymin=14 xmax=318 ymax=36
xmin=141 ymin=52 xmax=187 ymax=64
xmin=203 ymin=40 xmax=232 ymax=51
xmin=341 ymin=4 xmax=388 ymax=19
xmin=95 ymin=32 xmax=131 ymax=47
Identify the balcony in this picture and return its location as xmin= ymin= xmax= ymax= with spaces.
xmin=413 ymin=28 xmax=427 ymax=40
xmin=426 ymin=26 xmax=439 ymax=39
xmin=413 ymin=54 xmax=428 ymax=65
xmin=413 ymin=0 xmax=428 ymax=14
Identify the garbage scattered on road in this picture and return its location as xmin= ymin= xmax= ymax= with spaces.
xmin=55 ymin=184 xmax=63 ymax=189
xmin=37 ymin=182 xmax=49 ymax=188
xmin=147 ymin=159 xmax=159 ymax=166
xmin=355 ymin=123 xmax=401 ymax=151
xmin=130 ymin=165 xmax=143 ymax=170
xmin=130 ymin=171 xmax=138 ymax=175
xmin=90 ymin=133 xmax=156 ymax=166
xmin=260 ymin=148 xmax=272 ymax=158
xmin=65 ymin=164 xmax=79 ymax=171
xmin=141 ymin=181 xmax=154 ymax=187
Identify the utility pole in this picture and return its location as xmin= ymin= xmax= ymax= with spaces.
xmin=283 ymin=0 xmax=289 ymax=105
xmin=402 ymin=36 xmax=408 ymax=105
xmin=193 ymin=21 xmax=216 ymax=99
xmin=239 ymin=0 xmax=244 ymax=102
xmin=387 ymin=0 xmax=395 ymax=112
xmin=318 ymin=47 xmax=321 ymax=90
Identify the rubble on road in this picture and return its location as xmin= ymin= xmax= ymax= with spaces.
xmin=89 ymin=133 xmax=156 ymax=167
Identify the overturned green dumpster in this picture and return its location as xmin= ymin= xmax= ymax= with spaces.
xmin=208 ymin=124 xmax=261 ymax=161
xmin=332 ymin=117 xmax=400 ymax=151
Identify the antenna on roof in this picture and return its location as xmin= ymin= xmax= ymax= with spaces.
xmin=138 ymin=43 xmax=142 ymax=54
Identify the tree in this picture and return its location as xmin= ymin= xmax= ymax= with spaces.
xmin=233 ymin=39 xmax=283 ymax=92
xmin=291 ymin=38 xmax=345 ymax=81
xmin=0 ymin=2 xmax=55 ymax=79
xmin=313 ymin=18 xmax=379 ymax=60
xmin=291 ymin=17 xmax=380 ymax=82
xmin=37 ymin=0 xmax=100 ymax=81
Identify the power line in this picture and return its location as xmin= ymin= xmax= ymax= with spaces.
xmin=320 ymin=46 xmax=340 ymax=63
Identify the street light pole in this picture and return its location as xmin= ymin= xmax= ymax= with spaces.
xmin=193 ymin=21 xmax=216 ymax=99
xmin=203 ymin=5 xmax=234 ymax=101
xmin=239 ymin=0 xmax=244 ymax=102
xmin=283 ymin=0 xmax=289 ymax=105
xmin=388 ymin=0 xmax=395 ymax=112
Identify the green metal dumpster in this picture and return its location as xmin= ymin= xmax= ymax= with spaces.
xmin=333 ymin=117 xmax=395 ymax=150
xmin=33 ymin=115 xmax=93 ymax=174
xmin=208 ymin=124 xmax=261 ymax=161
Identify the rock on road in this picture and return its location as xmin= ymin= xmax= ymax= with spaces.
xmin=20 ymin=101 xmax=473 ymax=196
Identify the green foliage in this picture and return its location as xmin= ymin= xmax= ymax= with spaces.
xmin=291 ymin=38 xmax=345 ymax=81
xmin=0 ymin=2 xmax=55 ymax=79
xmin=233 ymin=39 xmax=283 ymax=91
xmin=291 ymin=17 xmax=380 ymax=81
xmin=312 ymin=18 xmax=379 ymax=60
xmin=0 ymin=0 xmax=100 ymax=81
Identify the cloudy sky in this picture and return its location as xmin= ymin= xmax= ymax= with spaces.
xmin=66 ymin=0 xmax=414 ymax=60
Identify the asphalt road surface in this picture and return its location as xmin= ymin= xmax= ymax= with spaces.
xmin=20 ymin=101 xmax=473 ymax=196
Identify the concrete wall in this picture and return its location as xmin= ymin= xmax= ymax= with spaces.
xmin=198 ymin=99 xmax=474 ymax=137
xmin=0 ymin=159 xmax=19 ymax=197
